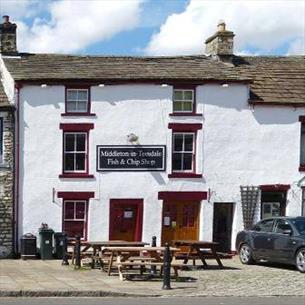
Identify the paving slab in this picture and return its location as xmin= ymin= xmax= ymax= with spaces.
xmin=0 ymin=257 xmax=304 ymax=297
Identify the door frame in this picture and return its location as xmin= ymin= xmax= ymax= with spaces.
xmin=109 ymin=199 xmax=143 ymax=241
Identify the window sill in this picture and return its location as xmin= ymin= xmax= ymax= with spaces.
xmin=59 ymin=173 xmax=95 ymax=179
xmin=299 ymin=165 xmax=305 ymax=171
xmin=168 ymin=173 xmax=203 ymax=178
xmin=61 ymin=113 xmax=96 ymax=117
xmin=169 ymin=113 xmax=203 ymax=117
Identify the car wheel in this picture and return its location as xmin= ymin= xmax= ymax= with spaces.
xmin=239 ymin=243 xmax=255 ymax=265
xmin=295 ymin=248 xmax=305 ymax=273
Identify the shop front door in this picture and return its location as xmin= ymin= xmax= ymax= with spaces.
xmin=109 ymin=199 xmax=143 ymax=241
xmin=161 ymin=201 xmax=200 ymax=245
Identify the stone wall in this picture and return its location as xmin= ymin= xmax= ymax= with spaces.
xmin=0 ymin=110 xmax=14 ymax=258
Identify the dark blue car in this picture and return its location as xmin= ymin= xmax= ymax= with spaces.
xmin=235 ymin=217 xmax=305 ymax=272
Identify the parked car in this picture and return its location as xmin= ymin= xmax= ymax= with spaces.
xmin=235 ymin=217 xmax=305 ymax=272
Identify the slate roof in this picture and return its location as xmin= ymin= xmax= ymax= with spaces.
xmin=1 ymin=53 xmax=305 ymax=105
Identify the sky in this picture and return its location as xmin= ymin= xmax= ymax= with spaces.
xmin=0 ymin=0 xmax=304 ymax=56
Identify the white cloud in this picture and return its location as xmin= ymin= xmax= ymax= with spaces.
xmin=0 ymin=0 xmax=42 ymax=19
xmin=287 ymin=37 xmax=305 ymax=55
xmin=144 ymin=0 xmax=305 ymax=56
xmin=5 ymin=0 xmax=143 ymax=53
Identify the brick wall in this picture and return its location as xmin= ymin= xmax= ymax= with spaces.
xmin=0 ymin=111 xmax=14 ymax=258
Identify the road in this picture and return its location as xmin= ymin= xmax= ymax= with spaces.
xmin=0 ymin=297 xmax=304 ymax=305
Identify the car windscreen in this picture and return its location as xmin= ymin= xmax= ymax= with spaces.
xmin=291 ymin=219 xmax=305 ymax=235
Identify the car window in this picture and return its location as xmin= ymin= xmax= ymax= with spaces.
xmin=291 ymin=219 xmax=305 ymax=235
xmin=274 ymin=220 xmax=292 ymax=234
xmin=253 ymin=219 xmax=274 ymax=232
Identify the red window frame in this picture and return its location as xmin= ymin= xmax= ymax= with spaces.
xmin=168 ymin=123 xmax=202 ymax=178
xmin=59 ymin=123 xmax=94 ymax=178
xmin=169 ymin=85 xmax=202 ymax=117
xmin=62 ymin=86 xmax=96 ymax=116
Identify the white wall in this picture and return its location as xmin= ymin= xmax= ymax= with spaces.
xmin=18 ymin=82 xmax=305 ymax=250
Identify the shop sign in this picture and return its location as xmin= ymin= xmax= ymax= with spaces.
xmin=97 ymin=145 xmax=166 ymax=171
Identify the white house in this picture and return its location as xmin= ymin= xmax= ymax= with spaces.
xmin=0 ymin=17 xmax=305 ymax=253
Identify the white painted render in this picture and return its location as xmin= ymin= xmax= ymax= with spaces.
xmin=0 ymin=55 xmax=16 ymax=104
xmin=17 ymin=82 xmax=305 ymax=250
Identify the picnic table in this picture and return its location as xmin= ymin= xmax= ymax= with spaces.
xmin=70 ymin=240 xmax=149 ymax=268
xmin=102 ymin=246 xmax=181 ymax=280
xmin=173 ymin=240 xmax=224 ymax=268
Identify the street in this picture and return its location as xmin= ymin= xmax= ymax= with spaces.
xmin=0 ymin=297 xmax=304 ymax=305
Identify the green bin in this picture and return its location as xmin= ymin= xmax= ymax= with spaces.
xmin=39 ymin=228 xmax=54 ymax=260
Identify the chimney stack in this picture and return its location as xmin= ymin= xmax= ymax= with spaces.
xmin=0 ymin=15 xmax=17 ymax=55
xmin=205 ymin=20 xmax=234 ymax=60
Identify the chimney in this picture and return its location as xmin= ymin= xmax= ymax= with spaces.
xmin=205 ymin=20 xmax=234 ymax=60
xmin=0 ymin=15 xmax=17 ymax=54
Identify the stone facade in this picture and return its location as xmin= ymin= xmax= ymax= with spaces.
xmin=0 ymin=111 xmax=14 ymax=258
xmin=0 ymin=16 xmax=17 ymax=54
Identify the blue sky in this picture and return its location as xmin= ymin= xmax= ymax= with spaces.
xmin=1 ymin=0 xmax=304 ymax=56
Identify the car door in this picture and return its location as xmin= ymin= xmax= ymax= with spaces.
xmin=251 ymin=219 xmax=275 ymax=259
xmin=271 ymin=219 xmax=297 ymax=262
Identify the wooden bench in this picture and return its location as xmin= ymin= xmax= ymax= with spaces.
xmin=113 ymin=261 xmax=183 ymax=281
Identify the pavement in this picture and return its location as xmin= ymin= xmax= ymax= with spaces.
xmin=0 ymin=257 xmax=304 ymax=297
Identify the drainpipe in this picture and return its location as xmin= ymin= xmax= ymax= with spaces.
xmin=13 ymin=83 xmax=21 ymax=256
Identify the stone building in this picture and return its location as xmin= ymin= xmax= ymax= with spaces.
xmin=0 ymin=16 xmax=304 ymax=254
xmin=0 ymin=15 xmax=16 ymax=258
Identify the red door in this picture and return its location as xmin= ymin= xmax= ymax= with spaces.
xmin=109 ymin=199 xmax=143 ymax=241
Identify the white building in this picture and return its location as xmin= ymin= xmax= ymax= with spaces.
xmin=1 ymin=18 xmax=305 ymax=253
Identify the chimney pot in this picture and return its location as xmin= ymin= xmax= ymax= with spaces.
xmin=217 ymin=20 xmax=226 ymax=32
xmin=2 ymin=15 xmax=10 ymax=23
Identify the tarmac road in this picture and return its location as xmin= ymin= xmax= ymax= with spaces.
xmin=0 ymin=297 xmax=304 ymax=305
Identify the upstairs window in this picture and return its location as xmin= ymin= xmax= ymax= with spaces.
xmin=66 ymin=88 xmax=89 ymax=113
xmin=173 ymin=89 xmax=194 ymax=113
xmin=0 ymin=118 xmax=3 ymax=164
xmin=172 ymin=132 xmax=195 ymax=172
xmin=64 ymin=132 xmax=87 ymax=173
xmin=300 ymin=123 xmax=305 ymax=167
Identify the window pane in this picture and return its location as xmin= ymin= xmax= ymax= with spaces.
xmin=76 ymin=134 xmax=86 ymax=151
xmin=259 ymin=219 xmax=274 ymax=232
xmin=64 ymin=153 xmax=75 ymax=171
xmin=173 ymin=134 xmax=183 ymax=151
xmin=64 ymin=202 xmax=74 ymax=219
xmin=77 ymin=90 xmax=88 ymax=101
xmin=184 ymin=134 xmax=194 ymax=151
xmin=183 ymin=90 xmax=193 ymax=100
xmin=173 ymin=101 xmax=183 ymax=111
xmin=183 ymin=153 xmax=193 ymax=170
xmin=67 ymin=90 xmax=77 ymax=101
xmin=275 ymin=220 xmax=292 ymax=234
xmin=65 ymin=134 xmax=75 ymax=151
xmin=77 ymin=101 xmax=87 ymax=112
xmin=172 ymin=153 xmax=182 ymax=170
xmin=75 ymin=202 xmax=85 ymax=219
xmin=75 ymin=153 xmax=85 ymax=170
xmin=183 ymin=101 xmax=193 ymax=111
xmin=64 ymin=221 xmax=85 ymax=238
xmin=174 ymin=90 xmax=183 ymax=100
xmin=67 ymin=100 xmax=77 ymax=112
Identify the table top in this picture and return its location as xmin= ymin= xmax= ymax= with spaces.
xmin=102 ymin=246 xmax=180 ymax=252
xmin=173 ymin=240 xmax=219 ymax=246
xmin=87 ymin=241 xmax=150 ymax=247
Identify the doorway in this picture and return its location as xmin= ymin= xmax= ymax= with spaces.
xmin=161 ymin=201 xmax=200 ymax=245
xmin=213 ymin=203 xmax=234 ymax=253
xmin=109 ymin=199 xmax=143 ymax=241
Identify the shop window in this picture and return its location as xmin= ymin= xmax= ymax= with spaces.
xmin=261 ymin=191 xmax=286 ymax=219
xmin=173 ymin=89 xmax=194 ymax=113
xmin=63 ymin=200 xmax=88 ymax=239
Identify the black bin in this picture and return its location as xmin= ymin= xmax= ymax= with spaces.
xmin=39 ymin=228 xmax=54 ymax=260
xmin=20 ymin=233 xmax=37 ymax=260
xmin=54 ymin=232 xmax=65 ymax=259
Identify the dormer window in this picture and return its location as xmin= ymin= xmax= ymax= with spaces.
xmin=173 ymin=89 xmax=194 ymax=113
xmin=66 ymin=88 xmax=89 ymax=113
